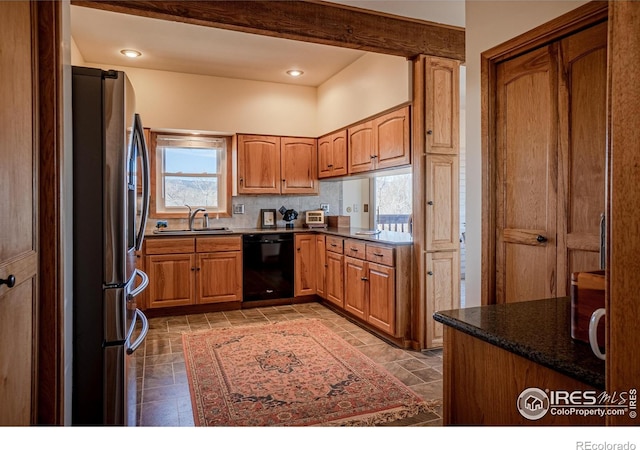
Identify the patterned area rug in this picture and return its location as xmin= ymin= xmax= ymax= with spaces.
xmin=182 ymin=319 xmax=434 ymax=426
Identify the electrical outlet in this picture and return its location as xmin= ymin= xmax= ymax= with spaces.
xmin=233 ymin=204 xmax=245 ymax=214
xmin=320 ymin=203 xmax=329 ymax=213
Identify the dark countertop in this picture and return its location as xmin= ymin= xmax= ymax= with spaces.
xmin=433 ymin=297 xmax=605 ymax=389
xmin=147 ymin=226 xmax=413 ymax=246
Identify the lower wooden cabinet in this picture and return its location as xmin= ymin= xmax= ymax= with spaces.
xmin=315 ymin=235 xmax=326 ymax=298
xmin=294 ymin=233 xmax=316 ymax=296
xmin=325 ymin=250 xmax=345 ymax=308
xmin=344 ymin=256 xmax=395 ymax=336
xmin=143 ymin=236 xmax=242 ymax=309
xmin=425 ymin=251 xmax=460 ymax=348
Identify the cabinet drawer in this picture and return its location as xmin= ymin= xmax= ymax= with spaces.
xmin=366 ymin=244 xmax=395 ymax=266
xmin=326 ymin=236 xmax=344 ymax=254
xmin=145 ymin=237 xmax=195 ymax=255
xmin=344 ymin=239 xmax=366 ymax=259
xmin=196 ymin=235 xmax=242 ymax=253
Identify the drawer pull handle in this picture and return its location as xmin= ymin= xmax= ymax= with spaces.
xmin=331 ymin=244 xmax=337 ymax=247
xmin=373 ymin=252 xmax=384 ymax=257
xmin=361 ymin=277 xmax=368 ymax=281
xmin=350 ymin=248 xmax=358 ymax=252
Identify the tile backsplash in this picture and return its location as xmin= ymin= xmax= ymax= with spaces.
xmin=146 ymin=180 xmax=343 ymax=232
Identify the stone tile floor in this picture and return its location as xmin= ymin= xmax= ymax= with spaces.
xmin=136 ymin=302 xmax=443 ymax=427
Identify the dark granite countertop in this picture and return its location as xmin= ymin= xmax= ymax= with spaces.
xmin=147 ymin=226 xmax=413 ymax=246
xmin=433 ymin=297 xmax=605 ymax=389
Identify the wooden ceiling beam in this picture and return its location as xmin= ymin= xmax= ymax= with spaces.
xmin=70 ymin=0 xmax=465 ymax=61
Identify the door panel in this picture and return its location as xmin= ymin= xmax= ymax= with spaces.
xmin=294 ymin=234 xmax=316 ymax=296
xmin=146 ymin=254 xmax=195 ymax=308
xmin=348 ymin=122 xmax=374 ymax=174
xmin=425 ymin=58 xmax=460 ymax=155
xmin=496 ymin=45 xmax=557 ymax=303
xmin=375 ymin=106 xmax=410 ymax=169
xmin=237 ymin=135 xmax=280 ymax=194
xmin=281 ymin=137 xmax=317 ymax=194
xmin=426 ymin=251 xmax=459 ymax=348
xmin=344 ymin=256 xmax=366 ymax=319
xmin=557 ymin=22 xmax=607 ymax=293
xmin=197 ymin=252 xmax=242 ymax=303
xmin=367 ymin=262 xmax=395 ymax=335
xmin=0 ymin=1 xmax=37 ymax=425
xmin=325 ymin=251 xmax=344 ymax=308
xmin=426 ymin=155 xmax=459 ymax=251
xmin=315 ymin=235 xmax=326 ymax=298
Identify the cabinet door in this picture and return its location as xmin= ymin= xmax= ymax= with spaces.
xmin=375 ymin=106 xmax=410 ymax=169
xmin=344 ymin=256 xmax=367 ymax=319
xmin=237 ymin=134 xmax=280 ymax=194
xmin=319 ymin=130 xmax=348 ymax=178
xmin=557 ymin=22 xmax=607 ymax=294
xmin=146 ymin=254 xmax=195 ymax=308
xmin=425 ymin=57 xmax=460 ymax=155
xmin=315 ymin=235 xmax=326 ymax=299
xmin=367 ymin=262 xmax=395 ymax=336
xmin=197 ymin=252 xmax=242 ymax=304
xmin=495 ymin=45 xmax=557 ymax=304
xmin=425 ymin=251 xmax=460 ymax=348
xmin=426 ymin=154 xmax=459 ymax=251
xmin=294 ymin=234 xmax=316 ymax=296
xmin=281 ymin=137 xmax=318 ymax=194
xmin=326 ymin=251 xmax=345 ymax=308
xmin=348 ymin=121 xmax=375 ymax=174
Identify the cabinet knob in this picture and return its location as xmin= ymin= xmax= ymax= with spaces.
xmin=427 ymin=130 xmax=433 ymax=135
xmin=427 ymin=271 xmax=433 ymax=276
xmin=282 ymin=179 xmax=286 ymax=183
xmin=427 ymin=201 xmax=434 ymax=205
xmin=239 ymin=178 xmax=244 ymax=185
xmin=327 ymin=164 xmax=333 ymax=168
xmin=0 ymin=275 xmax=16 ymax=288
xmin=361 ymin=276 xmax=369 ymax=281
xmin=536 ymin=235 xmax=548 ymax=243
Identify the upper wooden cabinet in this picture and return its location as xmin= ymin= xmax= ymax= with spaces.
xmin=348 ymin=106 xmax=411 ymax=174
xmin=281 ymin=137 xmax=318 ymax=194
xmin=425 ymin=59 xmax=459 ymax=155
xmin=237 ymin=134 xmax=318 ymax=195
xmin=318 ymin=129 xmax=348 ymax=178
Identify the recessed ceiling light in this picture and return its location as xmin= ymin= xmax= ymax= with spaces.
xmin=120 ymin=49 xmax=142 ymax=58
xmin=286 ymin=69 xmax=304 ymax=77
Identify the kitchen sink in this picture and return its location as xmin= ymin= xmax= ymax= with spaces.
xmin=152 ymin=227 xmax=233 ymax=235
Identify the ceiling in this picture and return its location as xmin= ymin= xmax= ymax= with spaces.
xmin=70 ymin=1 xmax=465 ymax=87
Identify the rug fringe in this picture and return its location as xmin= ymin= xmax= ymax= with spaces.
xmin=318 ymin=401 xmax=437 ymax=427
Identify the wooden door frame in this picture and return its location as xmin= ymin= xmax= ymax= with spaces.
xmin=480 ymin=1 xmax=608 ymax=305
xmin=37 ymin=0 xmax=465 ymax=422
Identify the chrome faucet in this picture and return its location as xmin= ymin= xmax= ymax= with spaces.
xmin=186 ymin=205 xmax=206 ymax=231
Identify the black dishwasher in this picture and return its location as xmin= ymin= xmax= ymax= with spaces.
xmin=242 ymin=233 xmax=294 ymax=301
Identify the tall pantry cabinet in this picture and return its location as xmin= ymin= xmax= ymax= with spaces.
xmin=494 ymin=21 xmax=607 ymax=304
xmin=415 ymin=56 xmax=461 ymax=349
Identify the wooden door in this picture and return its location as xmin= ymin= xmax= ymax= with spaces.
xmin=146 ymin=254 xmax=195 ymax=308
xmin=367 ymin=262 xmax=395 ymax=335
xmin=426 ymin=251 xmax=460 ymax=348
xmin=348 ymin=121 xmax=375 ymax=174
xmin=344 ymin=256 xmax=367 ymax=320
xmin=315 ymin=235 xmax=326 ymax=299
xmin=318 ymin=134 xmax=333 ymax=178
xmin=197 ymin=252 xmax=242 ymax=303
xmin=495 ymin=45 xmax=558 ymax=304
xmin=294 ymin=234 xmax=316 ymax=296
xmin=556 ymin=22 xmax=607 ymax=294
xmin=325 ymin=251 xmax=344 ymax=308
xmin=237 ymin=135 xmax=280 ymax=194
xmin=281 ymin=137 xmax=318 ymax=194
xmin=426 ymin=154 xmax=459 ymax=251
xmin=0 ymin=1 xmax=38 ymax=425
xmin=375 ymin=106 xmax=411 ymax=170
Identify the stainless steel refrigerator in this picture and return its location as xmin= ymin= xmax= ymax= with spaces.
xmin=71 ymin=66 xmax=150 ymax=425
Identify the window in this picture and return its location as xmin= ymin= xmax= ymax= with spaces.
xmin=150 ymin=132 xmax=232 ymax=218
xmin=374 ymin=171 xmax=412 ymax=233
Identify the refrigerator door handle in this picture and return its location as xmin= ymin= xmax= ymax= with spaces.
xmin=127 ymin=309 xmax=149 ymax=355
xmin=134 ymin=113 xmax=150 ymax=251
xmin=128 ymin=268 xmax=149 ymax=299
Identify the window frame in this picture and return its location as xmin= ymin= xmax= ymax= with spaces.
xmin=149 ymin=131 xmax=233 ymax=219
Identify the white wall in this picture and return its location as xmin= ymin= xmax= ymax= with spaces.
xmin=317 ymin=53 xmax=410 ymax=135
xmin=341 ymin=178 xmax=371 ymax=228
xmin=464 ymin=0 xmax=590 ymax=307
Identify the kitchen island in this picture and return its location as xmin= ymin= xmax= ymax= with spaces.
xmin=434 ymin=297 xmax=606 ymax=425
